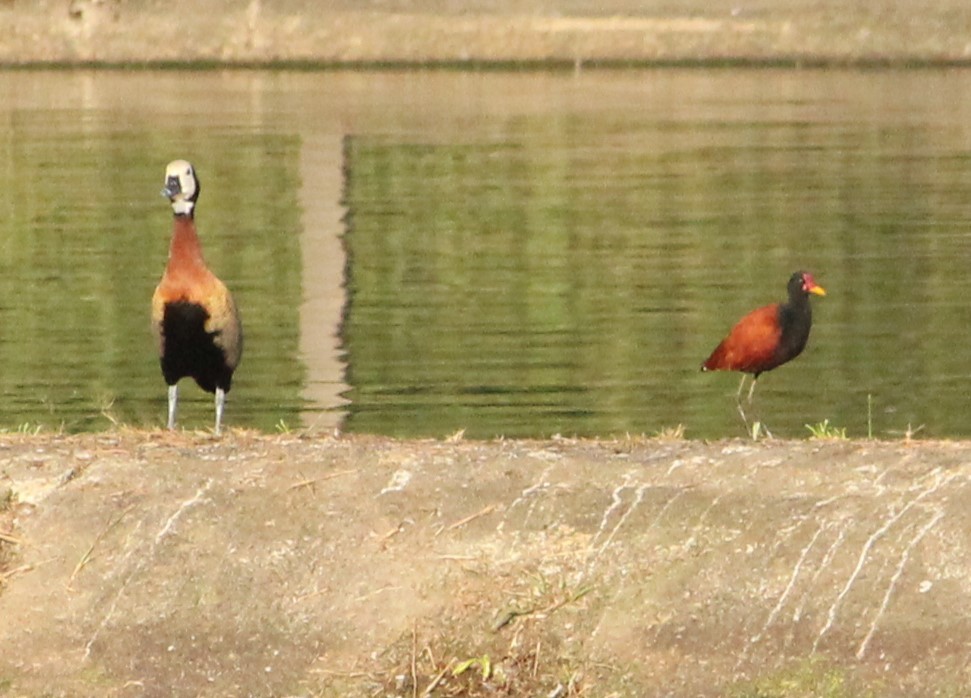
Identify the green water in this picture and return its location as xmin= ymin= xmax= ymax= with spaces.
xmin=2 ymin=69 xmax=971 ymax=438
xmin=340 ymin=71 xmax=971 ymax=439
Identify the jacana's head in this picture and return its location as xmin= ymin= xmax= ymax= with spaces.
xmin=161 ymin=160 xmax=200 ymax=217
xmin=789 ymin=271 xmax=826 ymax=298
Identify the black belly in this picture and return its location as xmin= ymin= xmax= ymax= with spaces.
xmin=160 ymin=300 xmax=234 ymax=394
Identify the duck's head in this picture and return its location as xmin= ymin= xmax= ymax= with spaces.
xmin=161 ymin=159 xmax=200 ymax=217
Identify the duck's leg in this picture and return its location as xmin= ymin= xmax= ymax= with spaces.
xmin=214 ymin=387 xmax=226 ymax=436
xmin=167 ymin=384 xmax=178 ymax=430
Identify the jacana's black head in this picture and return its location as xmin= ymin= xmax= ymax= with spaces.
xmin=161 ymin=159 xmax=200 ymax=217
xmin=788 ymin=271 xmax=826 ymax=301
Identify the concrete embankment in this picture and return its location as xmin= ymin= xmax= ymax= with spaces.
xmin=0 ymin=432 xmax=969 ymax=695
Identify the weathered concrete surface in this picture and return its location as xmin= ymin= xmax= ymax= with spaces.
xmin=1 ymin=432 xmax=970 ymax=695
xmin=5 ymin=0 xmax=971 ymax=65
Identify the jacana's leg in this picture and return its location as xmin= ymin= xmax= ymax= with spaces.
xmin=167 ymin=384 xmax=178 ymax=430
xmin=214 ymin=387 xmax=225 ymax=436
xmin=735 ymin=374 xmax=750 ymax=428
xmin=736 ymin=374 xmax=747 ymax=401
xmin=746 ymin=376 xmax=773 ymax=439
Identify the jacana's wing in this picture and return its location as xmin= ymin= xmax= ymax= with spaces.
xmin=702 ymin=303 xmax=782 ymax=373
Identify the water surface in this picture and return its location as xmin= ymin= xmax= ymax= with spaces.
xmin=2 ymin=69 xmax=971 ymax=438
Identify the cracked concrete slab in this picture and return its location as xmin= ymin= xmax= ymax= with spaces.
xmin=1 ymin=432 xmax=971 ymax=695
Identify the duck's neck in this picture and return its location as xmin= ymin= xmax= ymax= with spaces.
xmin=171 ymin=198 xmax=195 ymax=217
xmin=167 ymin=214 xmax=207 ymax=269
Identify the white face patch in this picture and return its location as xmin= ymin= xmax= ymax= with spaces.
xmin=163 ymin=159 xmax=198 ymax=215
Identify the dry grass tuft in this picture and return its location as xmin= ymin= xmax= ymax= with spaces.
xmin=653 ymin=424 xmax=686 ymax=441
xmin=376 ymin=620 xmax=590 ymax=697
xmin=363 ymin=568 xmax=599 ymax=697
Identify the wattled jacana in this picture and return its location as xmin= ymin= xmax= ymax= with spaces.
xmin=701 ymin=271 xmax=826 ymax=432
xmin=151 ymin=160 xmax=243 ymax=434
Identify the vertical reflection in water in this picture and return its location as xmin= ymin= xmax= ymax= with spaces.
xmin=297 ymin=134 xmax=349 ymax=432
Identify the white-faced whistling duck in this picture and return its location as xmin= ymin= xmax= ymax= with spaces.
xmin=151 ymin=160 xmax=242 ymax=435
